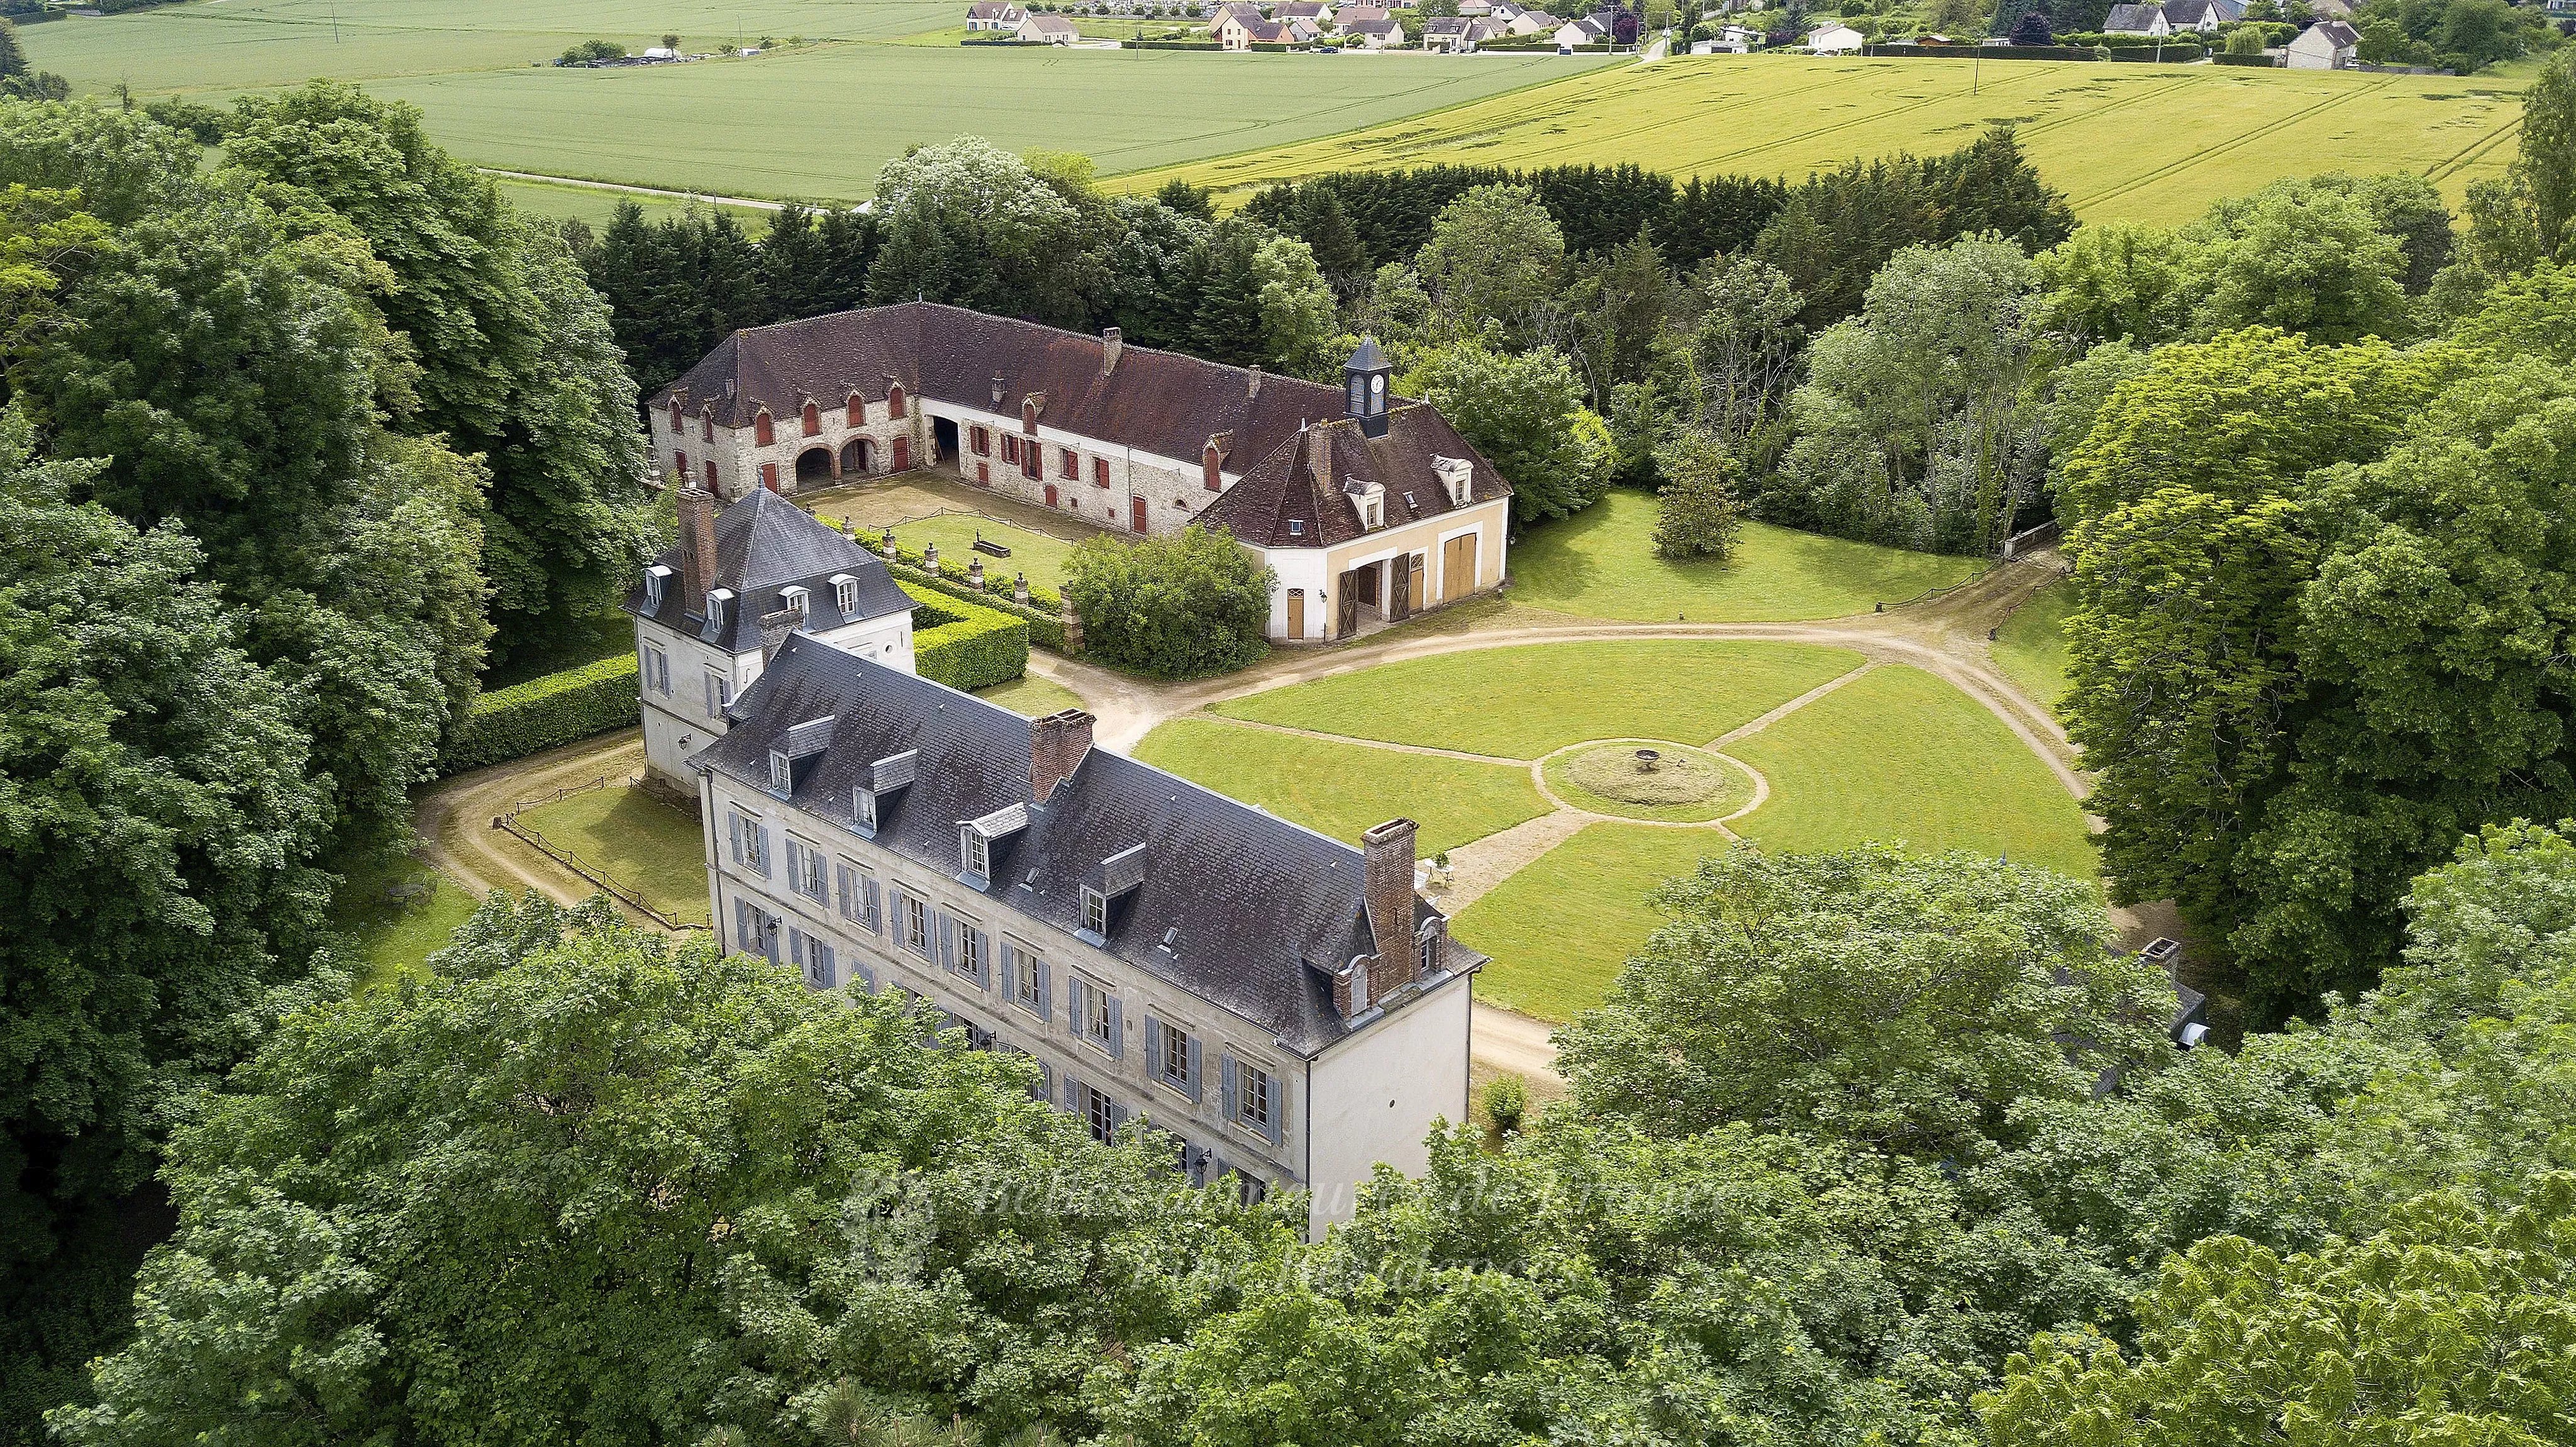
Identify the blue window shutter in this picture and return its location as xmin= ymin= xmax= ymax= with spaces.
xmin=1062 ymin=1070 xmax=1082 ymax=1110
xmin=1036 ymin=957 xmax=1053 ymax=1022
xmin=735 ymin=898 xmax=754 ymax=951
xmin=1145 ymin=1016 xmax=1164 ymax=1078
xmin=999 ymin=942 xmax=1018 ymax=1002
xmin=936 ymin=914 xmax=958 ymax=972
xmin=819 ymin=942 xmax=836 ymax=987
xmin=1184 ymin=1033 xmax=1203 ymax=1103
xmin=855 ymin=958 xmax=875 ymax=992
xmin=1221 ymin=1053 xmax=1238 ymax=1122
xmin=761 ymin=912 xmax=780 ymax=965
xmin=865 ymin=877 xmax=882 ymax=932
xmin=1068 ymin=977 xmax=1087 ymax=1037
xmin=728 ymin=814 xmax=744 ymax=865
xmin=970 ymin=929 xmax=991 ymax=986
xmin=1262 ymin=1078 xmax=1282 ymax=1144
xmin=1109 ymin=1099 xmax=1128 ymax=1133
xmin=755 ymin=825 xmax=774 ymax=879
xmin=1105 ymin=993 xmax=1124 ymax=1059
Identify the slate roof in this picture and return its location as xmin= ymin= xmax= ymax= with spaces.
xmin=966 ymin=1 xmax=1018 ymax=16
xmin=654 ymin=303 xmax=1506 ymax=525
xmin=1021 ymin=12 xmax=1079 ymax=35
xmin=1346 ymin=14 xmax=1398 ymax=32
xmin=2305 ymin=18 xmax=2360 ymax=44
xmin=1425 ymin=15 xmax=1472 ymax=33
xmin=1336 ymin=4 xmax=1390 ymax=20
xmin=2103 ymin=3 xmax=2162 ymax=28
xmin=1246 ymin=18 xmax=1292 ymax=40
xmin=1199 ymin=408 xmax=1502 ymax=550
xmin=1275 ymin=2 xmax=1330 ymax=17
xmin=626 ymin=489 xmax=913 ymax=650
xmin=700 ymin=636 xmax=1478 ymax=1055
xmin=2160 ymin=0 xmax=2241 ymax=23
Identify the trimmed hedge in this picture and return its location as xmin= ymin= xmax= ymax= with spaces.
xmin=905 ymin=583 xmax=1033 ymax=692
xmin=2109 ymin=42 xmax=2201 ymax=59
xmin=892 ymin=560 xmax=1072 ymax=653
xmin=1126 ymin=38 xmax=1224 ymax=47
xmin=441 ymin=651 xmax=641 ymax=775
xmin=2211 ymin=50 xmax=2277 ymax=65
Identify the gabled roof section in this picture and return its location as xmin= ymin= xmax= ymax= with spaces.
xmin=626 ymin=489 xmax=913 ymax=650
xmin=1199 ymin=406 xmax=1509 ymax=550
xmin=697 ymin=637 xmax=1469 ymax=1054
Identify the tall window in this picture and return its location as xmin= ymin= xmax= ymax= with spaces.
xmin=1085 ymin=983 xmax=1114 ymax=1049
xmin=701 ymin=416 xmax=713 ymax=443
xmin=959 ymin=927 xmax=985 ymax=981
xmin=1161 ymin=1023 xmax=1192 ymax=1089
xmin=703 ymin=460 xmax=718 ymax=489
xmin=847 ymin=394 xmax=865 ymax=426
xmin=674 ymin=450 xmax=689 ymax=481
xmin=835 ymin=576 xmax=858 ymax=614
xmin=1014 ymin=950 xmax=1042 ymax=1009
xmin=1080 ymin=887 xmax=1108 ymax=935
xmin=972 ymin=426 xmax=990 ymax=457
xmin=642 ymin=645 xmax=670 ymax=696
xmin=963 ymin=830 xmax=990 ymax=879
xmin=902 ymin=895 xmax=929 ymax=955
xmin=1236 ymin=1062 xmax=1273 ymax=1134
xmin=667 ymin=398 xmax=682 ymax=431
xmin=1084 ymin=1084 xmax=1115 ymax=1143
xmin=1093 ymin=457 xmax=1109 ymax=489
xmin=1060 ymin=446 xmax=1079 ymax=480
xmin=706 ymin=672 xmax=731 ymax=716
xmin=801 ymin=402 xmax=821 ymax=437
xmin=755 ymin=413 xmax=775 ymax=446
xmin=887 ymin=385 xmax=905 ymax=419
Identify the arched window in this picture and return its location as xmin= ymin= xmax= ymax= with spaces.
xmin=846 ymin=393 xmax=865 ymax=426
xmin=700 ymin=414 xmax=712 ymax=443
xmin=1021 ymin=399 xmax=1038 ymax=435
xmin=1202 ymin=444 xmax=1222 ymax=492
xmin=887 ymin=385 xmax=906 ymax=420
xmin=703 ymin=459 xmax=717 ymax=489
xmin=754 ymin=411 xmax=775 ymax=446
xmin=801 ymin=402 xmax=821 ymax=438
xmin=675 ymin=450 xmax=689 ymax=479
xmin=667 ymin=398 xmax=682 ymax=431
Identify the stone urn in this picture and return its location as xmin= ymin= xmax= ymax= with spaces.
xmin=967 ymin=556 xmax=987 ymax=590
xmin=1013 ymin=572 xmax=1031 ymax=606
xmin=880 ymin=528 xmax=898 ymax=563
xmin=923 ymin=541 xmax=940 ymax=575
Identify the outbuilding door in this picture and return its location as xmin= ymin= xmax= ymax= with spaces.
xmin=1335 ymin=577 xmax=1360 ymax=638
xmin=1045 ymin=483 xmax=1059 ymax=507
xmin=1441 ymin=532 xmax=1479 ymax=603
xmin=1286 ymin=588 xmax=1305 ymax=640
xmin=1130 ymin=496 xmax=1147 ymax=532
xmin=1389 ymin=555 xmax=1413 ymax=621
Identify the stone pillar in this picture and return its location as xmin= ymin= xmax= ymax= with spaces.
xmin=882 ymin=529 xmax=898 ymax=563
xmin=968 ymin=556 xmax=987 ymax=591
xmin=1060 ymin=597 xmax=1084 ymax=655
xmin=1014 ymin=572 xmax=1031 ymax=606
xmin=923 ymin=542 xmax=941 ymax=576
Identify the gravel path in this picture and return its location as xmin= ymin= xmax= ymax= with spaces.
xmin=411 ymin=548 xmax=2085 ymax=1086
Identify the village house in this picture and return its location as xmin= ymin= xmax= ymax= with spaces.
xmin=1807 ymin=19 xmax=1865 ymax=49
xmin=2158 ymin=0 xmax=2242 ymax=30
xmin=1274 ymin=0 xmax=1335 ymax=25
xmin=964 ymin=0 xmax=1026 ymax=28
xmin=2285 ymin=17 xmax=2358 ymax=66
xmin=1016 ymin=11 xmax=1082 ymax=41
xmin=1499 ymin=6 xmax=1556 ymax=36
xmin=693 ymin=635 xmax=1481 ymax=1233
xmin=1341 ymin=9 xmax=1406 ymax=44
xmin=1424 ymin=14 xmax=1502 ymax=48
xmin=1208 ymin=0 xmax=1264 ymax=43
xmin=1553 ymin=11 xmax=1609 ymax=45
xmin=2102 ymin=3 xmax=2171 ymax=35
xmin=628 ymin=485 xmax=916 ymax=797
xmin=650 ymin=303 xmax=1514 ymax=644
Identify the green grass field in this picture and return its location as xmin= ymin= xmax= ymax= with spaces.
xmin=492 ymin=177 xmax=777 ymax=230
xmin=1214 ymin=640 xmax=1863 ymax=760
xmin=1726 ymin=663 xmax=2096 ymax=879
xmin=332 ymin=853 xmax=482 ymax=995
xmin=1541 ymin=743 xmax=1752 ymax=823
xmin=32 ymin=3 xmax=1604 ymax=202
xmin=1994 ymin=577 xmax=2075 ymax=716
xmin=974 ymin=672 xmax=1087 ymax=716
xmin=517 ymin=783 xmax=713 ymax=924
xmin=877 ymin=511 xmax=1082 ymax=595
xmin=1453 ymin=823 xmax=1722 ymax=1021
xmin=1120 ymin=54 xmax=2529 ymax=225
xmin=1135 ymin=716 xmax=1551 ymax=854
xmin=1511 ymin=492 xmax=1979 ymax=623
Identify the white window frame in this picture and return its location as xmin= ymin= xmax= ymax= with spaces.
xmin=854 ymin=787 xmax=877 ymax=833
xmin=1080 ymin=886 xmax=1108 ymax=936
xmin=959 ymin=926 xmax=985 ymax=981
xmin=1013 ymin=946 xmax=1043 ymax=1011
xmin=834 ymin=575 xmax=858 ymax=614
xmin=902 ymin=894 xmax=930 ymax=956
xmin=1084 ymin=980 xmax=1114 ymax=1051
xmin=706 ymin=670 xmax=732 ymax=716
xmin=643 ymin=643 xmax=670 ymax=696
xmin=769 ymin=751 xmax=791 ymax=792
xmin=1238 ymin=1060 xmax=1274 ymax=1135
xmin=792 ymin=838 xmax=827 ymax=900
xmin=1161 ymin=1021 xmax=1191 ymax=1089
xmin=963 ymin=829 xmax=990 ymax=880
xmin=1083 ymin=1084 xmax=1116 ymax=1143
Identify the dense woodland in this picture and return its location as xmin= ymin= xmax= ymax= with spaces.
xmin=6 ymin=46 xmax=2576 ymax=1446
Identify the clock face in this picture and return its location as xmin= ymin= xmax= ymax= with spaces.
xmin=1369 ymin=374 xmax=1384 ymax=397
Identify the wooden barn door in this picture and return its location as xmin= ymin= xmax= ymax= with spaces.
xmin=1287 ymin=589 xmax=1305 ymax=640
xmin=1130 ymin=496 xmax=1147 ymax=532
xmin=892 ymin=436 xmax=909 ymax=471
xmin=1441 ymin=533 xmax=1479 ymax=603
xmin=1388 ymin=555 xmax=1413 ymax=621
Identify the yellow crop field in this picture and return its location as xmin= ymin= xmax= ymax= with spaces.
xmin=1115 ymin=53 xmax=2529 ymax=225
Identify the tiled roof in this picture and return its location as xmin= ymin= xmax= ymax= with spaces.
xmin=700 ymin=638 xmax=1477 ymax=1055
xmin=654 ymin=303 xmax=1504 ymax=521
xmin=1023 ymin=13 xmax=1079 ymax=33
xmin=1199 ymin=409 xmax=1500 ymax=549
xmin=626 ymin=489 xmax=913 ymax=649
xmin=2104 ymin=3 xmax=2161 ymax=26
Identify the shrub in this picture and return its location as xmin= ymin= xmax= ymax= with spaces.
xmin=554 ymin=38 xmax=626 ymax=64
xmin=886 ymin=552 xmax=1070 ymax=652
xmin=905 ymin=583 xmax=1032 ymax=692
xmin=1063 ymin=526 xmax=1272 ymax=679
xmin=1485 ymin=1075 xmax=1528 ymax=1131
xmin=1652 ymin=431 xmax=1745 ymax=562
xmin=441 ymin=652 xmax=640 ymax=774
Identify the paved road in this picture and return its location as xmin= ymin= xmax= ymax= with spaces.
xmin=479 ymin=168 xmax=795 ymax=212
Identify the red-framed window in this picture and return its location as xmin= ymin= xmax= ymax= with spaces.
xmin=846 ymin=394 xmax=864 ymax=426
xmin=1022 ymin=400 xmax=1039 ymax=434
xmin=887 ymin=385 xmax=906 ymax=420
xmin=675 ymin=450 xmax=689 ymax=478
xmin=801 ymin=402 xmax=821 ymax=438
xmin=700 ymin=415 xmax=713 ymax=443
xmin=972 ymin=426 xmax=990 ymax=457
xmin=760 ymin=462 xmax=779 ymax=491
xmin=1021 ymin=440 xmax=1040 ymax=480
xmin=1002 ymin=435 xmax=1020 ymax=467
xmin=1202 ymin=445 xmax=1223 ymax=492
xmin=1059 ymin=446 xmax=1079 ymax=480
xmin=1094 ymin=457 xmax=1109 ymax=489
xmin=702 ymin=460 xmax=717 ymax=488
xmin=667 ymin=398 xmax=682 ymax=431
xmin=754 ymin=412 xmax=775 ymax=446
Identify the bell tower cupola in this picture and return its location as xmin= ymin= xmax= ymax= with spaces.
xmin=1343 ymin=336 xmax=1391 ymax=440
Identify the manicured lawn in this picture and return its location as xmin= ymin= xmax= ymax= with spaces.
xmin=871 ymin=511 xmax=1084 ymax=596
xmin=1508 ymin=492 xmax=1979 ymax=623
xmin=1135 ymin=716 xmax=1551 ymax=856
xmin=1121 ymin=55 xmax=2530 ymax=225
xmin=333 ymin=853 xmax=482 ymax=996
xmin=516 ymin=782 xmax=713 ymax=924
xmin=1993 ymin=577 xmax=2074 ymax=716
xmin=974 ymin=672 xmax=1087 ymax=716
xmin=1452 ymin=823 xmax=1724 ymax=1022
xmin=491 ymin=177 xmax=777 ymax=230
xmin=1726 ymin=664 xmax=2097 ymax=880
xmin=1214 ymin=640 xmax=1863 ymax=760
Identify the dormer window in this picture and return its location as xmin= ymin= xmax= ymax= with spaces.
xmin=1433 ymin=455 xmax=1475 ymax=507
xmin=1345 ymin=479 xmax=1385 ymax=531
xmin=643 ymin=564 xmax=672 ymax=609
xmin=830 ymin=572 xmax=858 ymax=616
xmin=768 ymin=750 xmax=792 ymax=792
xmin=1081 ymin=887 xmax=1108 ymax=936
xmin=704 ymin=587 xmax=734 ymax=628
xmin=854 ymin=787 xmax=877 ymax=833
xmin=780 ymin=585 xmax=809 ymax=619
xmin=753 ymin=411 xmax=775 ymax=447
xmin=1287 ymin=519 xmax=1304 ymax=538
xmin=963 ymin=831 xmax=990 ymax=879
xmin=960 ymin=803 xmax=1027 ymax=884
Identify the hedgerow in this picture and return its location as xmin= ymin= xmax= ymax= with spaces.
xmin=906 ymin=583 xmax=1032 ymax=691
xmin=440 ymin=651 xmax=641 ymax=775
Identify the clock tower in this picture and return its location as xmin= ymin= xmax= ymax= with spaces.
xmin=1343 ymin=336 xmax=1391 ymax=440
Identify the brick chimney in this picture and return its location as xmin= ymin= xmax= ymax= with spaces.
xmin=678 ymin=485 xmax=718 ymax=614
xmin=1030 ymin=709 xmax=1094 ymax=804
xmin=1362 ymin=818 xmax=1419 ymax=990
xmin=1246 ymin=364 xmax=1262 ymax=399
xmin=1101 ymin=326 xmax=1123 ymax=375
xmin=758 ymin=608 xmax=799 ymax=667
